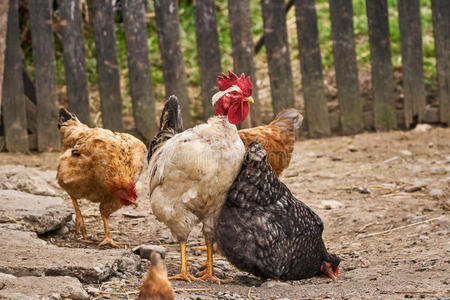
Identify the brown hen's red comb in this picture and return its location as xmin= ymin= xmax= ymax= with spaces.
xmin=217 ymin=70 xmax=253 ymax=97
xmin=129 ymin=181 xmax=138 ymax=200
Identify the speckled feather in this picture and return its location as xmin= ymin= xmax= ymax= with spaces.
xmin=57 ymin=110 xmax=147 ymax=216
xmin=215 ymin=142 xmax=340 ymax=280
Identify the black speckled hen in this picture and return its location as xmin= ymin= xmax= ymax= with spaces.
xmin=215 ymin=142 xmax=341 ymax=281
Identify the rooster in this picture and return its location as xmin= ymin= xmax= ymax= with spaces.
xmin=215 ymin=142 xmax=341 ymax=281
xmin=56 ymin=108 xmax=147 ymax=247
xmin=139 ymin=251 xmax=175 ymax=300
xmin=238 ymin=109 xmax=303 ymax=176
xmin=148 ymin=71 xmax=254 ymax=282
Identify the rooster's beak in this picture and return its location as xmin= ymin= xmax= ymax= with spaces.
xmin=244 ymin=96 xmax=254 ymax=103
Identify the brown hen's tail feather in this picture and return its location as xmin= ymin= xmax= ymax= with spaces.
xmin=269 ymin=108 xmax=303 ymax=132
xmin=58 ymin=108 xmax=81 ymax=129
xmin=148 ymin=95 xmax=184 ymax=162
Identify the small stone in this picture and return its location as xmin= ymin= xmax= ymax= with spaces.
xmin=319 ymin=200 xmax=344 ymax=210
xmin=404 ymin=185 xmax=426 ymax=193
xmin=56 ymin=226 xmax=69 ymax=235
xmin=261 ymin=280 xmax=291 ymax=288
xmin=399 ymin=150 xmax=413 ymax=156
xmin=412 ymin=124 xmax=432 ymax=133
xmin=429 ymin=189 xmax=443 ymax=196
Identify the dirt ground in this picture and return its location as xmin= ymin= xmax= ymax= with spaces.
xmin=0 ymin=126 xmax=449 ymax=299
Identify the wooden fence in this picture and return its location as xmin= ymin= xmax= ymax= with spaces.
xmin=0 ymin=0 xmax=449 ymax=153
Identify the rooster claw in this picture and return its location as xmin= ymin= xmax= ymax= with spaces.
xmin=196 ymin=271 xmax=223 ymax=284
xmin=168 ymin=272 xmax=202 ymax=282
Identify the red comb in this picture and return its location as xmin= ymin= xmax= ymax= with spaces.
xmin=217 ymin=70 xmax=253 ymax=97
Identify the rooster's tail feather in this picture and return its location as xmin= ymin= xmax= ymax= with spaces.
xmin=58 ymin=108 xmax=80 ymax=129
xmin=148 ymin=95 xmax=184 ymax=162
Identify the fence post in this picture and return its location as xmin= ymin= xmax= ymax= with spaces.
xmin=122 ymin=0 xmax=156 ymax=141
xmin=154 ymin=0 xmax=192 ymax=128
xmin=228 ymin=0 xmax=261 ymax=127
xmin=398 ymin=0 xmax=426 ymax=128
xmin=1 ymin=0 xmax=29 ymax=152
xmin=260 ymin=0 xmax=295 ymax=115
xmin=329 ymin=0 xmax=363 ymax=135
xmin=0 ymin=1 xmax=8 ymax=111
xmin=58 ymin=0 xmax=91 ymax=126
xmin=90 ymin=0 xmax=123 ymax=131
xmin=28 ymin=0 xmax=60 ymax=151
xmin=366 ymin=0 xmax=397 ymax=130
xmin=295 ymin=0 xmax=330 ymax=137
xmin=432 ymin=0 xmax=450 ymax=124
xmin=194 ymin=0 xmax=221 ymax=121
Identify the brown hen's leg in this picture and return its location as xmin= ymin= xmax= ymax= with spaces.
xmin=168 ymin=242 xmax=201 ymax=282
xmin=70 ymin=197 xmax=90 ymax=243
xmin=98 ymin=214 xmax=120 ymax=247
xmin=197 ymin=239 xmax=221 ymax=283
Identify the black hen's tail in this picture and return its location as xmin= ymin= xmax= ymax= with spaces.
xmin=148 ymin=95 xmax=184 ymax=162
xmin=58 ymin=108 xmax=80 ymax=129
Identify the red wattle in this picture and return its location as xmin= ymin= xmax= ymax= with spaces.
xmin=228 ymin=101 xmax=249 ymax=124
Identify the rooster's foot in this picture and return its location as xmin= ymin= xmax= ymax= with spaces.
xmin=168 ymin=272 xmax=202 ymax=282
xmin=196 ymin=270 xmax=224 ymax=284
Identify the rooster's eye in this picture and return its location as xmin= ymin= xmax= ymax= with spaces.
xmin=231 ymin=91 xmax=238 ymax=96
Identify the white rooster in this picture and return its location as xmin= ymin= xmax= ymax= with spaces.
xmin=148 ymin=71 xmax=254 ymax=282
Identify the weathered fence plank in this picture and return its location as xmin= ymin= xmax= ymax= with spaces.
xmin=366 ymin=0 xmax=397 ymax=130
xmin=28 ymin=0 xmax=60 ymax=151
xmin=154 ymin=0 xmax=192 ymax=128
xmin=260 ymin=0 xmax=295 ymax=115
xmin=295 ymin=0 xmax=330 ymax=137
xmin=329 ymin=0 xmax=363 ymax=135
xmin=432 ymin=0 xmax=450 ymax=124
xmin=2 ymin=0 xmax=28 ymax=152
xmin=122 ymin=0 xmax=156 ymax=141
xmin=58 ymin=0 xmax=91 ymax=126
xmin=228 ymin=0 xmax=261 ymax=127
xmin=90 ymin=0 xmax=123 ymax=131
xmin=194 ymin=0 xmax=221 ymax=120
xmin=0 ymin=0 xmax=8 ymax=110
xmin=398 ymin=0 xmax=426 ymax=128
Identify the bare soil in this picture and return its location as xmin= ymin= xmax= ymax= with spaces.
xmin=0 ymin=126 xmax=449 ymax=299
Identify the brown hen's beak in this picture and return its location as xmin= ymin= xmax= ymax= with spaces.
xmin=128 ymin=199 xmax=138 ymax=207
xmin=244 ymin=96 xmax=254 ymax=103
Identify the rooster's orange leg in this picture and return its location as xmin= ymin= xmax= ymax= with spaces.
xmin=168 ymin=242 xmax=201 ymax=282
xmin=98 ymin=214 xmax=120 ymax=247
xmin=70 ymin=196 xmax=90 ymax=243
xmin=197 ymin=239 xmax=222 ymax=283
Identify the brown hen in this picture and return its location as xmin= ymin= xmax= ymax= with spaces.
xmin=139 ymin=251 xmax=175 ymax=300
xmin=56 ymin=108 xmax=147 ymax=247
xmin=238 ymin=109 xmax=303 ymax=176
